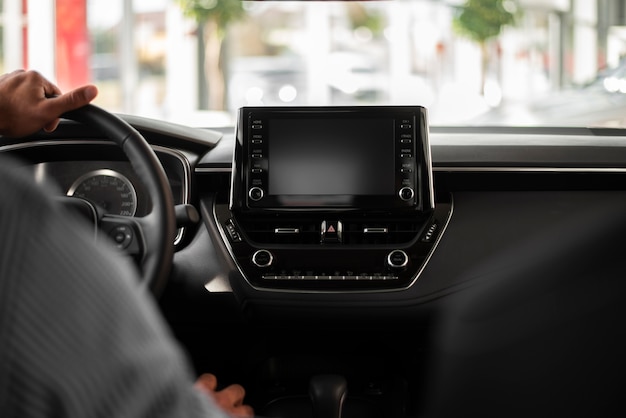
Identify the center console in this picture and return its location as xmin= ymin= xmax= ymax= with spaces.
xmin=214 ymin=106 xmax=450 ymax=291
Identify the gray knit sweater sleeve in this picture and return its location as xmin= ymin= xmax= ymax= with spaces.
xmin=0 ymin=159 xmax=231 ymax=418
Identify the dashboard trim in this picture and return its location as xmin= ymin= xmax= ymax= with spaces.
xmin=152 ymin=145 xmax=192 ymax=207
xmin=195 ymin=167 xmax=232 ymax=173
xmin=153 ymin=145 xmax=193 ymax=245
xmin=0 ymin=139 xmax=113 ymax=152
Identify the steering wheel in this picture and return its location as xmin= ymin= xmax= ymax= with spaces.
xmin=61 ymin=104 xmax=176 ymax=297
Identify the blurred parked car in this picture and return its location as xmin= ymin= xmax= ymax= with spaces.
xmin=472 ymin=60 xmax=626 ymax=127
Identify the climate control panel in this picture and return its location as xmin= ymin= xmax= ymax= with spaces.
xmin=213 ymin=201 xmax=452 ymax=291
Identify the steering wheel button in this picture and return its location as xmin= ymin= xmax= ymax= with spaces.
xmin=110 ymin=225 xmax=133 ymax=249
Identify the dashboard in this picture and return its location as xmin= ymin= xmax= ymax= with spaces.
xmin=4 ymin=115 xmax=626 ymax=308
xmin=3 ymin=109 xmax=626 ymax=416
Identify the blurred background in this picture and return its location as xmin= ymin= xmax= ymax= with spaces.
xmin=1 ymin=0 xmax=626 ymax=127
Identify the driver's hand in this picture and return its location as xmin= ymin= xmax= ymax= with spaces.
xmin=194 ymin=373 xmax=255 ymax=418
xmin=0 ymin=69 xmax=98 ymax=137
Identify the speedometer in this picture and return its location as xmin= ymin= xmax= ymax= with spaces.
xmin=68 ymin=169 xmax=138 ymax=216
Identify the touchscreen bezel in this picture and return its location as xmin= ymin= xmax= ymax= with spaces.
xmin=230 ymin=106 xmax=434 ymax=213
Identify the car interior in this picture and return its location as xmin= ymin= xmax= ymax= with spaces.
xmin=2 ymin=0 xmax=626 ymax=417
xmin=4 ymin=104 xmax=626 ymax=417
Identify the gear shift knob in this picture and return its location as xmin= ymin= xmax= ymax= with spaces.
xmin=309 ymin=374 xmax=347 ymax=418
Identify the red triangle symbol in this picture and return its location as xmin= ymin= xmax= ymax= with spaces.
xmin=328 ymin=225 xmax=336 ymax=233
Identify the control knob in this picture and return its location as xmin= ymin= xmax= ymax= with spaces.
xmin=387 ymin=250 xmax=409 ymax=269
xmin=252 ymin=249 xmax=273 ymax=268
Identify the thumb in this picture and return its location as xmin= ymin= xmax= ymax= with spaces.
xmin=47 ymin=84 xmax=99 ymax=114
xmin=42 ymin=85 xmax=99 ymax=132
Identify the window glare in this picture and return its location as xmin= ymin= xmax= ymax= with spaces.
xmin=1 ymin=1 xmax=625 ymax=128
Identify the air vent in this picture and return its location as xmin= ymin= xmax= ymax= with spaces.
xmin=343 ymin=220 xmax=424 ymax=245
xmin=237 ymin=218 xmax=320 ymax=244
xmin=236 ymin=215 xmax=427 ymax=245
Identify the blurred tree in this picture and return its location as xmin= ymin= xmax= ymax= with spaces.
xmin=176 ymin=0 xmax=246 ymax=110
xmin=346 ymin=2 xmax=384 ymax=37
xmin=453 ymin=0 xmax=518 ymax=95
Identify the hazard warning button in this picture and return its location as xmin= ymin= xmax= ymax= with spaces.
xmin=321 ymin=220 xmax=343 ymax=243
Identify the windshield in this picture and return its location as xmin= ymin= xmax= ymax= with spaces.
xmin=1 ymin=0 xmax=623 ymax=128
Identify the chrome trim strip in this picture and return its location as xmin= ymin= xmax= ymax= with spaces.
xmin=422 ymin=120 xmax=436 ymax=211
xmin=152 ymin=146 xmax=192 ymax=246
xmin=274 ymin=228 xmax=300 ymax=234
xmin=152 ymin=145 xmax=192 ymax=206
xmin=0 ymin=139 xmax=113 ymax=151
xmin=195 ymin=167 xmax=232 ymax=173
xmin=364 ymin=227 xmax=389 ymax=234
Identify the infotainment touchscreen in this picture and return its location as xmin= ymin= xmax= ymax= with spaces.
xmin=230 ymin=106 xmax=433 ymax=213
xmin=269 ymin=117 xmax=395 ymax=199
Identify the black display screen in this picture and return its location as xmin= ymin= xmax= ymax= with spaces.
xmin=267 ymin=117 xmax=395 ymax=202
